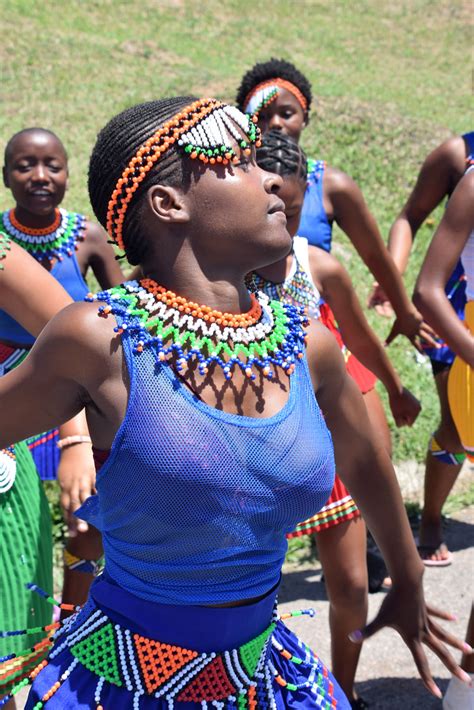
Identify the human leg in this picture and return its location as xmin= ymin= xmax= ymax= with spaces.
xmin=316 ymin=516 xmax=368 ymax=702
xmin=419 ymin=367 xmax=464 ymax=564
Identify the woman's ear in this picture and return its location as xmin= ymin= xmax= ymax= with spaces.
xmin=147 ymin=184 xmax=190 ymax=224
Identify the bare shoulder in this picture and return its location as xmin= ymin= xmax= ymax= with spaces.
xmin=307 ymin=244 xmax=344 ymax=281
xmin=323 ymin=165 xmax=357 ymax=197
xmin=36 ymin=300 xmax=121 ymax=378
xmin=85 ymin=219 xmax=110 ymax=247
xmin=426 ymin=134 xmax=467 ymax=173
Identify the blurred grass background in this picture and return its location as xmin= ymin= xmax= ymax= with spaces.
xmin=1 ymin=0 xmax=471 ymax=470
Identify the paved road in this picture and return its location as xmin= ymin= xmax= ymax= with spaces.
xmin=279 ymin=506 xmax=474 ymax=709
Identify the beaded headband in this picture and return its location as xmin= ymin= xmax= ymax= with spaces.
xmin=243 ymin=79 xmax=308 ymax=117
xmin=106 ymin=98 xmax=261 ymax=250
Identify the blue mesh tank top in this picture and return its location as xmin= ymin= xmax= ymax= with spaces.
xmin=77 ymin=284 xmax=336 ymax=605
xmin=297 ymin=159 xmax=333 ymax=252
xmin=0 ymin=250 xmax=89 ymax=346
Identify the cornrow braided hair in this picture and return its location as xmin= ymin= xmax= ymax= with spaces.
xmin=88 ymin=97 xmax=261 ymax=264
xmin=256 ymin=130 xmax=308 ymax=182
xmin=236 ymin=58 xmax=312 ymax=114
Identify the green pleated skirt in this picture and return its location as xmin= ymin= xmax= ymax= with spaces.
xmin=0 ymin=441 xmax=53 ymax=689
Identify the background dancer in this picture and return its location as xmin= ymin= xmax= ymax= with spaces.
xmin=251 ymin=130 xmax=420 ymax=708
xmin=370 ymin=131 xmax=474 ymax=566
xmin=0 ymin=237 xmax=74 ymax=708
xmin=414 ymin=166 xmax=474 ymax=709
xmin=1 ymin=128 xmax=120 ymax=609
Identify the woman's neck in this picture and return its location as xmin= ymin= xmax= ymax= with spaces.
xmin=254 ymin=252 xmax=293 ymax=285
xmin=141 ymin=263 xmax=253 ymax=315
xmin=14 ymin=205 xmax=58 ymax=230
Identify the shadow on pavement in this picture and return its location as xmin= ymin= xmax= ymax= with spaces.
xmin=279 ymin=566 xmax=328 ymax=603
xmin=441 ymin=517 xmax=474 ymax=553
xmin=355 ymin=676 xmax=449 ymax=709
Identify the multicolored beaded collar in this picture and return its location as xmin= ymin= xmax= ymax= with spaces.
xmin=106 ymin=98 xmax=261 ymax=250
xmin=0 ymin=446 xmax=16 ymax=495
xmin=249 ymin=253 xmax=321 ymax=321
xmin=87 ymin=279 xmax=308 ymax=381
xmin=0 ymin=209 xmax=86 ymax=267
xmin=243 ymin=79 xmax=308 ymax=118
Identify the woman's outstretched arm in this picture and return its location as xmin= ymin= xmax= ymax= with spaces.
xmin=306 ymin=319 xmax=470 ymax=697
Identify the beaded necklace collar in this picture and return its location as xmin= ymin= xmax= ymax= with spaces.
xmin=243 ymin=79 xmax=308 ymax=118
xmin=249 ymin=252 xmax=320 ymax=320
xmin=88 ymin=279 xmax=308 ymax=381
xmin=0 ymin=209 xmax=86 ymax=266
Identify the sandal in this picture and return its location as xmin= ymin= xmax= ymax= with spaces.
xmin=350 ymin=698 xmax=369 ymax=709
xmin=417 ymin=541 xmax=453 ymax=567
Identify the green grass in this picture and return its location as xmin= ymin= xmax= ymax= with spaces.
xmin=1 ymin=0 xmax=471 ymax=464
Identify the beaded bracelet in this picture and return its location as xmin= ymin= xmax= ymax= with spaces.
xmin=56 ymin=435 xmax=92 ymax=450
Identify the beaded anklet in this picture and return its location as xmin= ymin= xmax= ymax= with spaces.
xmin=87 ymin=280 xmax=309 ymax=381
xmin=0 ymin=446 xmax=16 ymax=494
xmin=0 ymin=209 xmax=87 ymax=266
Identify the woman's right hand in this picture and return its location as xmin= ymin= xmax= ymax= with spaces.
xmin=367 ymin=282 xmax=395 ymax=317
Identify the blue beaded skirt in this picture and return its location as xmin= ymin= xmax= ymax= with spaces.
xmin=24 ymin=573 xmax=349 ymax=709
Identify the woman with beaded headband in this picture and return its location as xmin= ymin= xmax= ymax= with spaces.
xmin=0 ymin=236 xmax=77 ymax=708
xmin=251 ymin=130 xmax=424 ymax=707
xmin=0 ymin=96 xmax=469 ymax=709
xmin=236 ymin=58 xmax=438 ymax=445
xmin=369 ymin=132 xmax=474 ymax=568
xmin=1 ymin=127 xmax=123 ymax=615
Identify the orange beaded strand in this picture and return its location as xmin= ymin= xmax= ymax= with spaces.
xmin=106 ymin=99 xmax=224 ymax=250
xmin=244 ymin=78 xmax=308 ymax=113
xmin=140 ymin=278 xmax=263 ymax=327
xmin=9 ymin=209 xmax=61 ymax=236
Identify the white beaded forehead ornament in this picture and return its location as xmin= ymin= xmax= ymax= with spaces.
xmin=106 ymin=98 xmax=261 ymax=250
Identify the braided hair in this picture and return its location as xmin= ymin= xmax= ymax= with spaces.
xmin=88 ymin=97 xmax=196 ymax=265
xmin=256 ymin=129 xmax=307 ymax=182
xmin=236 ymin=58 xmax=312 ymax=113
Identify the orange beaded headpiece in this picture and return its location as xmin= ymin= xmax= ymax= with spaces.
xmin=243 ymin=79 xmax=308 ymax=117
xmin=106 ymin=98 xmax=261 ymax=250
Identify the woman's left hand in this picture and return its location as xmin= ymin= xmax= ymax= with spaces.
xmin=385 ymin=308 xmax=439 ymax=352
xmin=57 ymin=443 xmax=96 ymax=535
xmin=349 ymin=583 xmax=473 ymax=698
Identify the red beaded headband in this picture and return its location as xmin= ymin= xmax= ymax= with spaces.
xmin=106 ymin=98 xmax=261 ymax=250
xmin=243 ymin=78 xmax=308 ymax=116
